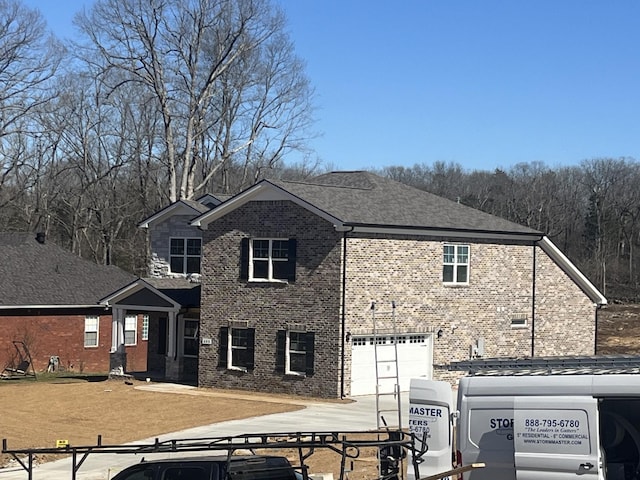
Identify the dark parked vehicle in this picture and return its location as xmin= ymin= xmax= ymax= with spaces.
xmin=111 ymin=455 xmax=299 ymax=480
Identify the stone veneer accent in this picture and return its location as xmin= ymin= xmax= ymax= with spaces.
xmin=148 ymin=214 xmax=202 ymax=278
xmin=198 ymin=200 xmax=597 ymax=398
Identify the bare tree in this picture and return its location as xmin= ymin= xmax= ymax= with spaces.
xmin=0 ymin=0 xmax=63 ymax=210
xmin=74 ymin=0 xmax=315 ymax=201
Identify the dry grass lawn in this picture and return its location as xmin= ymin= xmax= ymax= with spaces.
xmin=0 ymin=377 xmax=384 ymax=479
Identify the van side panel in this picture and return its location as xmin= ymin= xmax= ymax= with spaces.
xmin=457 ymin=395 xmax=516 ymax=480
xmin=513 ymin=396 xmax=600 ymax=480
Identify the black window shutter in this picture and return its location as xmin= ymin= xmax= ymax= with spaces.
xmin=246 ymin=328 xmax=255 ymax=370
xmin=305 ymin=332 xmax=315 ymax=376
xmin=275 ymin=330 xmax=286 ymax=373
xmin=239 ymin=238 xmax=249 ymax=280
xmin=218 ymin=327 xmax=228 ymax=368
xmin=286 ymin=239 xmax=297 ymax=282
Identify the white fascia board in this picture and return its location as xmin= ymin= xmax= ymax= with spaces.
xmin=99 ymin=279 xmax=181 ymax=311
xmin=192 ymin=180 xmax=344 ymax=229
xmin=138 ymin=201 xmax=203 ymax=229
xmin=346 ymin=225 xmax=543 ymax=242
xmin=538 ymin=236 xmax=607 ymax=305
xmin=0 ymin=304 xmax=106 ymax=310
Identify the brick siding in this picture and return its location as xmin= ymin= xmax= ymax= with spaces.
xmin=198 ymin=201 xmax=597 ymax=398
xmin=0 ymin=311 xmax=149 ymax=374
xmin=198 ymin=200 xmax=343 ymax=398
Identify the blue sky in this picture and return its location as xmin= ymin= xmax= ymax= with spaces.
xmin=23 ymin=0 xmax=640 ymax=172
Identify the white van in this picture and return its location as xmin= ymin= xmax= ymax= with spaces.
xmin=409 ymin=361 xmax=640 ymax=480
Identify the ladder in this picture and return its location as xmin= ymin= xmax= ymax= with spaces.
xmin=371 ymin=301 xmax=402 ymax=430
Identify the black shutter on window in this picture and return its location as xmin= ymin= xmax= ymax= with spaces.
xmin=246 ymin=328 xmax=255 ymax=370
xmin=240 ymin=238 xmax=249 ymax=280
xmin=218 ymin=327 xmax=228 ymax=368
xmin=305 ymin=332 xmax=315 ymax=376
xmin=275 ymin=330 xmax=286 ymax=373
xmin=286 ymin=239 xmax=297 ymax=282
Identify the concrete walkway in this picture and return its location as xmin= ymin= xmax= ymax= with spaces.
xmin=0 ymin=384 xmax=409 ymax=480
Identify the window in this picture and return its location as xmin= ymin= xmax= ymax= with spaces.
xmin=276 ymin=330 xmax=314 ymax=376
xmin=240 ymin=238 xmax=297 ymax=282
xmin=170 ymin=238 xmax=201 ymax=274
xmin=124 ymin=315 xmax=137 ymax=345
xmin=183 ymin=320 xmax=199 ymax=357
xmin=443 ymin=244 xmax=469 ymax=284
xmin=218 ymin=326 xmax=255 ymax=371
xmin=510 ymin=314 xmax=528 ymax=328
xmin=84 ymin=316 xmax=99 ymax=347
xmin=141 ymin=314 xmax=149 ymax=341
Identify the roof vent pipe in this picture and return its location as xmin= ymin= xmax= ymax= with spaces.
xmin=35 ymin=232 xmax=46 ymax=244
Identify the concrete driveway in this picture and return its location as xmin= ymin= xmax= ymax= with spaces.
xmin=0 ymin=384 xmax=409 ymax=480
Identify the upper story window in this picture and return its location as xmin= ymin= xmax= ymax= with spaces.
xmin=443 ymin=244 xmax=469 ymax=284
xmin=170 ymin=238 xmax=201 ymax=274
xmin=240 ymin=238 xmax=297 ymax=282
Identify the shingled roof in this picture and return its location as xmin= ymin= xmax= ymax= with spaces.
xmin=0 ymin=233 xmax=137 ymax=307
xmin=270 ymin=171 xmax=541 ymax=234
xmin=195 ymin=171 xmax=541 ymax=237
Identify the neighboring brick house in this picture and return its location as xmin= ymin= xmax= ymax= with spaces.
xmin=190 ymin=171 xmax=606 ymax=398
xmin=0 ymin=232 xmax=180 ymax=376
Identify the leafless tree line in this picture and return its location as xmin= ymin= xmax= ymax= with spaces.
xmin=0 ymin=0 xmax=317 ymax=273
xmin=1 ymin=1 xmax=638 ymax=302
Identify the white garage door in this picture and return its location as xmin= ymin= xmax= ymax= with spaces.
xmin=350 ymin=333 xmax=432 ymax=396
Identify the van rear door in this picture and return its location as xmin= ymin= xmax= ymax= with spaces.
xmin=407 ymin=378 xmax=454 ymax=479
xmin=513 ymin=396 xmax=601 ymax=480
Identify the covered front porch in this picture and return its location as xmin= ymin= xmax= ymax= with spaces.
xmin=100 ymin=278 xmax=201 ymax=383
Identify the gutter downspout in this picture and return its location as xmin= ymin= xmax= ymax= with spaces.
xmin=531 ymin=240 xmax=540 ymax=358
xmin=340 ymin=228 xmax=353 ymax=399
xmin=594 ymin=305 xmax=600 ymax=355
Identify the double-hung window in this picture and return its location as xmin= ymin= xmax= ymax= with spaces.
xmin=240 ymin=238 xmax=296 ymax=282
xmin=170 ymin=238 xmax=201 ymax=274
xmin=84 ymin=316 xmax=99 ymax=347
xmin=124 ymin=315 xmax=137 ymax=345
xmin=219 ymin=325 xmax=255 ymax=371
xmin=276 ymin=329 xmax=315 ymax=376
xmin=183 ymin=320 xmax=199 ymax=357
xmin=443 ymin=244 xmax=469 ymax=284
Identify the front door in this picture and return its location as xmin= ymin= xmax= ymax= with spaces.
xmin=513 ymin=396 xmax=601 ymax=480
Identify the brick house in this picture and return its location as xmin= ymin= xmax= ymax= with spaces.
xmin=188 ymin=171 xmax=606 ymax=398
xmin=0 ymin=232 xmax=181 ymax=376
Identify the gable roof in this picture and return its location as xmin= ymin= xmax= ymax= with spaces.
xmin=0 ymin=232 xmax=138 ymax=308
xmin=191 ymin=171 xmax=606 ymax=305
xmin=138 ymin=194 xmax=229 ymax=229
xmin=193 ymin=171 xmax=541 ymax=239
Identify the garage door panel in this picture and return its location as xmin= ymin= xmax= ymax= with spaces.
xmin=350 ymin=334 xmax=432 ymax=396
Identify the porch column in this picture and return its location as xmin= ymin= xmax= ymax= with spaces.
xmin=109 ymin=307 xmax=127 ymax=374
xmin=165 ymin=311 xmax=180 ymax=380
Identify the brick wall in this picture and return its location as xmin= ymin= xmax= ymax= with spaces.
xmin=198 ymin=200 xmax=344 ymax=398
xmin=0 ymin=311 xmax=149 ymax=374
xmin=343 ymin=235 xmax=596 ymax=389
xmin=197 ymin=200 xmax=597 ymax=398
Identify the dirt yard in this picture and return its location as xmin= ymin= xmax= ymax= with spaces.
xmin=596 ymin=303 xmax=640 ymax=354
xmin=0 ymin=379 xmax=382 ymax=479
